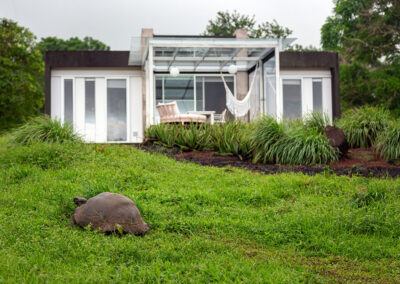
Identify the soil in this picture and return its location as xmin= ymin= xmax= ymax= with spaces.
xmin=136 ymin=143 xmax=400 ymax=178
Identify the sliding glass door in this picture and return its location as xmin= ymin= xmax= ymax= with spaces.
xmin=155 ymin=75 xmax=234 ymax=117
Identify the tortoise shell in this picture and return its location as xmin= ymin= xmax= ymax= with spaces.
xmin=71 ymin=192 xmax=149 ymax=235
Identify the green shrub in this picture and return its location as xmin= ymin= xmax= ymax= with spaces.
xmin=269 ymin=126 xmax=339 ymax=165
xmin=0 ymin=142 xmax=88 ymax=169
xmin=9 ymin=115 xmax=82 ymax=145
xmin=250 ymin=116 xmax=286 ymax=163
xmin=336 ymin=106 xmax=391 ymax=148
xmin=375 ymin=120 xmax=400 ymax=161
xmin=210 ymin=121 xmax=252 ymax=159
xmin=250 ymin=116 xmax=338 ymax=165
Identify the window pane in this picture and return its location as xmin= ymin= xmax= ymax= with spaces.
xmin=195 ymin=77 xmax=204 ymax=111
xmin=283 ymin=79 xmax=302 ymax=120
xmin=156 ymin=78 xmax=163 ymax=102
xmin=202 ymin=76 xmax=233 ymax=114
xmin=64 ymin=79 xmax=73 ymax=124
xmin=264 ymin=56 xmax=276 ymax=116
xmin=313 ymin=79 xmax=323 ymax=113
xmin=107 ymin=79 xmax=127 ymax=141
xmin=249 ymin=70 xmax=260 ymax=120
xmin=164 ymin=77 xmax=194 ymax=113
xmin=85 ymin=80 xmax=95 ymax=124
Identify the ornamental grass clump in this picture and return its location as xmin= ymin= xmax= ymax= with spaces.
xmin=10 ymin=115 xmax=82 ymax=145
xmin=375 ymin=120 xmax=400 ymax=161
xmin=174 ymin=123 xmax=213 ymax=151
xmin=336 ymin=106 xmax=391 ymax=148
xmin=250 ymin=116 xmax=286 ymax=163
xmin=250 ymin=115 xmax=338 ymax=165
xmin=145 ymin=123 xmax=213 ymax=151
xmin=145 ymin=124 xmax=177 ymax=148
xmin=270 ymin=126 xmax=339 ymax=165
xmin=210 ymin=120 xmax=252 ymax=159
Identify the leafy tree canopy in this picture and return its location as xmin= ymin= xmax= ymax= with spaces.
xmin=204 ymin=10 xmax=292 ymax=39
xmin=0 ymin=18 xmax=44 ymax=131
xmin=321 ymin=0 xmax=400 ymax=115
xmin=321 ymin=0 xmax=400 ymax=65
xmin=38 ymin=36 xmax=110 ymax=56
xmin=285 ymin=44 xmax=321 ymax=52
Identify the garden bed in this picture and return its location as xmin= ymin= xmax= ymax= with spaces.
xmin=138 ymin=143 xmax=400 ymax=178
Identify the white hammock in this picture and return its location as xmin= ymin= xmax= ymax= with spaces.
xmin=220 ymin=65 xmax=259 ymax=117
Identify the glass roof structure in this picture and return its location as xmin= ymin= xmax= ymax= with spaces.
xmin=128 ymin=37 xmax=296 ymax=72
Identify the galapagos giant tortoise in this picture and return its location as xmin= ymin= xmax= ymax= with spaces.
xmin=71 ymin=192 xmax=149 ymax=235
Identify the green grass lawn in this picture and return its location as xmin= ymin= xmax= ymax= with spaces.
xmin=1 ymin=138 xmax=400 ymax=283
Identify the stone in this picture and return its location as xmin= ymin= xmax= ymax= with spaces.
xmin=325 ymin=125 xmax=349 ymax=157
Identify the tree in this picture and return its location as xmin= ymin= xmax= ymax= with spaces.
xmin=322 ymin=0 xmax=400 ymax=65
xmin=285 ymin=44 xmax=320 ymax=52
xmin=204 ymin=10 xmax=292 ymax=39
xmin=37 ymin=36 xmax=110 ymax=56
xmin=321 ymin=0 xmax=400 ymax=114
xmin=0 ymin=18 xmax=44 ymax=131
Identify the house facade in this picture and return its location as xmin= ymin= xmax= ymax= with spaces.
xmin=44 ymin=28 xmax=340 ymax=143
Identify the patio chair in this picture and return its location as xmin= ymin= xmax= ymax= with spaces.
xmin=156 ymin=101 xmax=207 ymax=124
xmin=214 ymin=109 xmax=227 ymax=123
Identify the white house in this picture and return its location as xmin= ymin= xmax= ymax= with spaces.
xmin=44 ymin=28 xmax=340 ymax=143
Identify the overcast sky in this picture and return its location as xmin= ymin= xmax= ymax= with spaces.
xmin=1 ymin=0 xmax=334 ymax=50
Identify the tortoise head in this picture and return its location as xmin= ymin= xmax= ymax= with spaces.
xmin=73 ymin=197 xmax=87 ymax=207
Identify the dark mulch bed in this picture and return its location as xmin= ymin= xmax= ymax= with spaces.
xmin=136 ymin=142 xmax=400 ymax=178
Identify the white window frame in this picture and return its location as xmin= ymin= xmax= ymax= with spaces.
xmin=280 ymin=70 xmax=332 ymax=121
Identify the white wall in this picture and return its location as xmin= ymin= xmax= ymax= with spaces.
xmin=50 ymin=68 xmax=143 ymax=143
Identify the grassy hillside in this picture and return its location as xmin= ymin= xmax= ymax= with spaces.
xmin=0 ymin=137 xmax=400 ymax=282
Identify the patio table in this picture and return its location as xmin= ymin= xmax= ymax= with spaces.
xmin=187 ymin=111 xmax=216 ymax=124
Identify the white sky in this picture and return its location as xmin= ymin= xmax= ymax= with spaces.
xmin=0 ymin=0 xmax=334 ymax=50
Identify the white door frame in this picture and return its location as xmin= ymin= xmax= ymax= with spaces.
xmin=105 ymin=77 xmax=130 ymax=143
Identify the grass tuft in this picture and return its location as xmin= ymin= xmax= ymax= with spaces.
xmin=375 ymin=120 xmax=400 ymax=161
xmin=250 ymin=116 xmax=286 ymax=163
xmin=303 ymin=112 xmax=331 ymax=133
xmin=9 ymin=115 xmax=82 ymax=145
xmin=336 ymin=106 xmax=391 ymax=148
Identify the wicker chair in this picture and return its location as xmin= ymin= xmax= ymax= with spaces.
xmin=156 ymin=101 xmax=207 ymax=124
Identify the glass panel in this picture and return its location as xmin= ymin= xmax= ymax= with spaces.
xmin=155 ymin=78 xmax=163 ymax=103
xmin=249 ymin=70 xmax=260 ymax=120
xmin=313 ymin=79 xmax=323 ymax=114
xmin=64 ymin=79 xmax=73 ymax=124
xmin=155 ymin=78 xmax=163 ymax=120
xmin=201 ymin=76 xmax=234 ymax=114
xmin=164 ymin=77 xmax=194 ymax=113
xmin=283 ymin=79 xmax=302 ymax=120
xmin=85 ymin=79 xmax=95 ymax=140
xmin=107 ymin=79 xmax=127 ymax=141
xmin=85 ymin=80 xmax=95 ymax=124
xmin=264 ymin=55 xmax=276 ymax=116
xmin=195 ymin=77 xmax=204 ymax=111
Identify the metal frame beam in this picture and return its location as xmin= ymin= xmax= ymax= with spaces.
xmin=154 ymin=56 xmax=261 ymax=62
xmin=167 ymin=48 xmax=180 ymax=69
xmin=193 ymin=48 xmax=210 ymax=71
xmin=218 ymin=48 xmax=241 ymax=71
